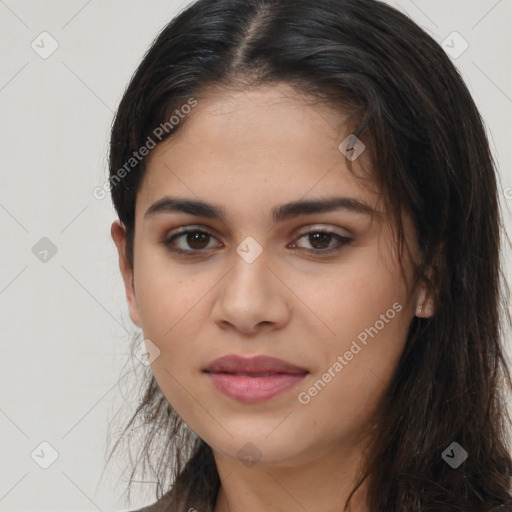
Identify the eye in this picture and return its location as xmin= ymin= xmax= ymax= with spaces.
xmin=162 ymin=226 xmax=352 ymax=257
xmin=289 ymin=230 xmax=352 ymax=255
xmin=163 ymin=228 xmax=222 ymax=255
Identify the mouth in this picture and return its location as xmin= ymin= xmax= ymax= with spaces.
xmin=203 ymin=355 xmax=309 ymax=403
xmin=207 ymin=371 xmax=302 ymax=377
xmin=204 ymin=354 xmax=309 ymax=374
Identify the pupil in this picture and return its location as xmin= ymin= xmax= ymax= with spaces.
xmin=311 ymin=233 xmax=331 ymax=249
xmin=188 ymin=232 xmax=209 ymax=249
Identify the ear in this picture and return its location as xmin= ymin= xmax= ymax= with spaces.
xmin=415 ymin=266 xmax=436 ymax=318
xmin=111 ymin=220 xmax=141 ymax=328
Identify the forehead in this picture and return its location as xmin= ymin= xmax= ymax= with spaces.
xmin=137 ymin=84 xmax=380 ymax=216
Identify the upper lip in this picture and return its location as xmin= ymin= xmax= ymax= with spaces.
xmin=204 ymin=355 xmax=309 ymax=375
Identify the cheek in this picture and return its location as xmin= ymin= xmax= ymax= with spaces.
xmin=132 ymin=253 xmax=219 ymax=377
xmin=294 ymin=275 xmax=408 ymax=437
xmin=293 ymin=256 xmax=408 ymax=340
xmin=133 ymin=249 xmax=203 ymax=335
xmin=134 ymin=267 xmax=208 ymax=412
xmin=291 ymin=256 xmax=410 ymax=392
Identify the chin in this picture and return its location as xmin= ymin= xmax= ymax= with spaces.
xmin=208 ymin=432 xmax=310 ymax=468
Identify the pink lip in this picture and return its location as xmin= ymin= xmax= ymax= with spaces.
xmin=204 ymin=355 xmax=309 ymax=403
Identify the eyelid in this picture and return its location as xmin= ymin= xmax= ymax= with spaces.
xmin=162 ymin=225 xmax=223 ymax=248
xmin=289 ymin=229 xmax=352 ymax=254
xmin=164 ymin=224 xmax=221 ymax=239
xmin=293 ymin=223 xmax=353 ymax=238
xmin=162 ymin=224 xmax=353 ymax=256
xmin=164 ymin=224 xmax=351 ymax=240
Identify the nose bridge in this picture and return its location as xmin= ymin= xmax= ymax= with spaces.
xmin=213 ymin=239 xmax=290 ymax=332
xmin=228 ymin=240 xmax=273 ymax=300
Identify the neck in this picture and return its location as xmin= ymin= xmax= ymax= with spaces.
xmin=211 ymin=441 xmax=370 ymax=512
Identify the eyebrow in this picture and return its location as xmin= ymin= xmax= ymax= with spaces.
xmin=144 ymin=195 xmax=379 ymax=223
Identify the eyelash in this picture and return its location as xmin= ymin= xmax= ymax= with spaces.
xmin=162 ymin=227 xmax=352 ymax=256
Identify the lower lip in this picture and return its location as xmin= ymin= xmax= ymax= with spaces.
xmin=206 ymin=372 xmax=307 ymax=403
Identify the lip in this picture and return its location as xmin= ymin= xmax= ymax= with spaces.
xmin=203 ymin=355 xmax=309 ymax=403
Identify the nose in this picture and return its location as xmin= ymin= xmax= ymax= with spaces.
xmin=211 ymin=246 xmax=292 ymax=335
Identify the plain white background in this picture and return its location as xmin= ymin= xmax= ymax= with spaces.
xmin=0 ymin=0 xmax=511 ymax=510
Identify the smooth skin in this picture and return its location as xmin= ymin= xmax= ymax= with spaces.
xmin=112 ymin=84 xmax=435 ymax=512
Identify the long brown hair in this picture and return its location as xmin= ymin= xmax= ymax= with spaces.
xmin=105 ymin=1 xmax=512 ymax=510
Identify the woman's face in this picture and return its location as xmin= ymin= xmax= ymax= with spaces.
xmin=112 ymin=84 xmax=428 ymax=470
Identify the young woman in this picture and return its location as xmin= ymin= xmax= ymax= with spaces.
xmin=106 ymin=0 xmax=512 ymax=510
